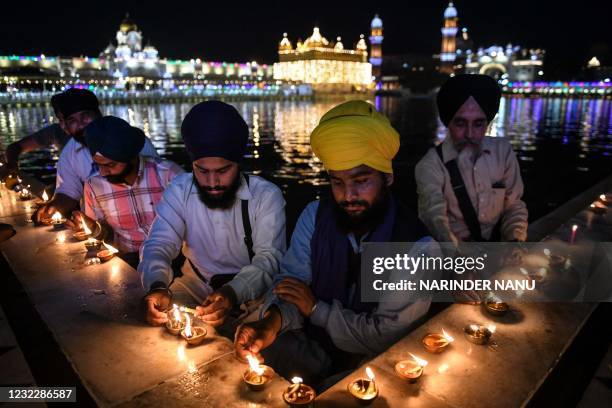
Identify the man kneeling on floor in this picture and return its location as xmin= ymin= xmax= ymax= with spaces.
xmin=234 ymin=100 xmax=434 ymax=390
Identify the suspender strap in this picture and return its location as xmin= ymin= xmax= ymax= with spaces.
xmin=435 ymin=145 xmax=484 ymax=241
xmin=241 ymin=174 xmax=255 ymax=262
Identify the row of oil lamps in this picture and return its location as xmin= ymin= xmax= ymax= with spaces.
xmin=6 ymin=181 xmax=512 ymax=406
xmin=19 ymin=188 xmax=122 ymax=262
xmin=161 ymin=298 xmax=506 ymax=406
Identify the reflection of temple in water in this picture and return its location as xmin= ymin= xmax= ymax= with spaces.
xmin=271 ymin=101 xmax=353 ymax=185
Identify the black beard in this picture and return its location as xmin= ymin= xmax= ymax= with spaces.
xmin=105 ymin=161 xmax=135 ymax=185
xmin=194 ymin=173 xmax=241 ymax=209
xmin=331 ymin=187 xmax=390 ymax=235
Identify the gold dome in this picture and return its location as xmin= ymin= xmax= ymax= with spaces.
xmin=119 ymin=13 xmax=138 ymax=33
xmin=303 ymin=27 xmax=330 ymax=50
xmin=279 ymin=32 xmax=293 ymax=51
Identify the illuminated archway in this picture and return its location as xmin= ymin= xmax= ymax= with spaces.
xmin=479 ymin=63 xmax=507 ymax=80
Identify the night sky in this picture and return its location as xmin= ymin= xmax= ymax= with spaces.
xmin=0 ymin=0 xmax=609 ymax=79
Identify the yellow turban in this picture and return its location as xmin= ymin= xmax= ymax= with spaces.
xmin=310 ymin=100 xmax=400 ymax=174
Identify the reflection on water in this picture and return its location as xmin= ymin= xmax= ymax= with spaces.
xmin=1 ymin=96 xmax=611 ymax=228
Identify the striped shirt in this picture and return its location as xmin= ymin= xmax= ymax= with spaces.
xmin=84 ymin=156 xmax=184 ymax=253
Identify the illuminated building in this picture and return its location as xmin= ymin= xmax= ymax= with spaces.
xmin=273 ymin=27 xmax=373 ymax=92
xmin=464 ymin=45 xmax=546 ymax=81
xmin=439 ymin=3 xmax=545 ymax=82
xmin=440 ymin=2 xmax=459 ymax=74
xmin=369 ymin=15 xmax=384 ymax=81
xmin=0 ymin=14 xmax=273 ymax=92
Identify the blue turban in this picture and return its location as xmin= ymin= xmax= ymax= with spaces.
xmin=57 ymin=88 xmax=99 ymax=119
xmin=84 ymin=116 xmax=145 ymax=163
xmin=181 ymin=101 xmax=249 ymax=163
xmin=437 ymin=74 xmax=501 ymax=127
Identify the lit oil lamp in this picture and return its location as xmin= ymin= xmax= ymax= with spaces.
xmin=243 ymin=354 xmax=274 ymax=391
xmin=74 ymin=217 xmax=93 ymax=241
xmin=283 ymin=376 xmax=316 ymax=407
xmin=180 ymin=314 xmax=207 ymax=346
xmin=422 ymin=329 xmax=454 ymax=353
xmin=520 ymin=266 xmax=547 ymax=284
xmin=165 ymin=304 xmax=185 ymax=335
xmin=19 ymin=187 xmax=32 ymax=200
xmin=84 ymin=238 xmax=101 ymax=250
xmin=178 ymin=305 xmax=198 ymax=315
xmin=97 ymin=242 xmax=119 ymax=262
xmin=347 ymin=367 xmax=378 ymax=405
xmin=41 ymin=189 xmax=49 ymax=203
xmin=597 ymin=194 xmax=609 ymax=206
xmin=50 ymin=211 xmax=67 ymax=230
xmin=569 ymin=224 xmax=578 ymax=245
xmin=590 ymin=201 xmax=607 ymax=215
xmin=464 ymin=324 xmax=496 ymax=345
xmin=394 ymin=353 xmax=428 ymax=383
xmin=483 ymin=294 xmax=509 ymax=316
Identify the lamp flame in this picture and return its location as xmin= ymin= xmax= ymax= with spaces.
xmin=543 ymin=248 xmax=551 ymax=257
xmin=247 ymin=354 xmax=264 ymax=376
xmin=442 ymin=328 xmax=454 ymax=342
xmin=291 ymin=377 xmax=303 ymax=384
xmin=408 ymin=353 xmax=428 ymax=367
xmin=572 ymin=224 xmax=578 ymax=233
xmin=81 ymin=217 xmax=92 ymax=235
xmin=487 ymin=324 xmax=497 ymax=333
xmin=365 ymin=366 xmax=375 ymax=382
xmin=51 ymin=211 xmax=63 ymax=222
xmin=42 ymin=190 xmax=49 ymax=202
xmin=172 ymin=304 xmax=181 ymax=322
xmin=600 ymin=194 xmax=606 ymax=201
xmin=184 ymin=313 xmax=192 ymax=338
xmin=102 ymin=241 xmax=119 ymax=254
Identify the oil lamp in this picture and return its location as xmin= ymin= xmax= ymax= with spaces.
xmin=50 ymin=211 xmax=66 ymax=230
xmin=464 ymin=324 xmax=496 ymax=345
xmin=394 ymin=353 xmax=428 ymax=383
xmin=180 ymin=314 xmax=207 ymax=346
xmin=97 ymin=242 xmax=119 ymax=262
xmin=243 ymin=354 xmax=274 ymax=391
xmin=19 ymin=187 xmax=32 ymax=200
xmin=74 ymin=217 xmax=93 ymax=241
xmin=422 ymin=328 xmax=454 ymax=353
xmin=283 ymin=376 xmax=315 ymax=407
xmin=165 ymin=304 xmax=185 ymax=335
xmin=347 ymin=366 xmax=378 ymax=405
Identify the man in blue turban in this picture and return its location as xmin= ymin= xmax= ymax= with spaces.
xmin=416 ymin=74 xmax=527 ymax=243
xmin=139 ymin=101 xmax=287 ymax=334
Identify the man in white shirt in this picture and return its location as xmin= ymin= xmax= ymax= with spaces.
xmin=140 ymin=101 xmax=286 ymax=329
xmin=33 ymin=88 xmax=158 ymax=224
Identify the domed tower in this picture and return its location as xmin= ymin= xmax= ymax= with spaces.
xmin=115 ymin=13 xmax=142 ymax=59
xmin=356 ymin=34 xmax=368 ymax=55
xmin=440 ymin=2 xmax=459 ymax=74
xmin=369 ymin=14 xmax=383 ymax=80
xmin=279 ymin=32 xmax=293 ymax=54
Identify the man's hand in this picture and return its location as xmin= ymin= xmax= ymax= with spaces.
xmin=66 ymin=210 xmax=95 ymax=232
xmin=32 ymin=193 xmax=79 ymax=226
xmin=144 ymin=291 xmax=171 ymax=326
xmin=196 ymin=286 xmax=236 ymax=327
xmin=234 ymin=308 xmax=281 ymax=362
xmin=33 ymin=203 xmax=58 ymax=225
xmin=273 ymin=277 xmax=316 ymax=317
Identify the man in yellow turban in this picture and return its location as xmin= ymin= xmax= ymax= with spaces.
xmin=310 ymin=99 xmax=399 ymax=174
xmin=234 ymin=100 xmax=433 ymax=389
